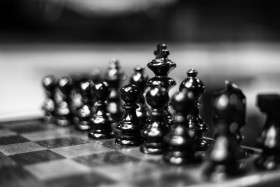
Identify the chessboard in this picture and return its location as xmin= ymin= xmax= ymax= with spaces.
xmin=0 ymin=117 xmax=280 ymax=187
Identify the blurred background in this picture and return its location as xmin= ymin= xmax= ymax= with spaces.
xmin=1 ymin=0 xmax=280 ymax=146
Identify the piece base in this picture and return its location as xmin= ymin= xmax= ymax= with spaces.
xmin=139 ymin=145 xmax=165 ymax=154
xmin=115 ymin=137 xmax=142 ymax=146
xmin=88 ymin=131 xmax=114 ymax=139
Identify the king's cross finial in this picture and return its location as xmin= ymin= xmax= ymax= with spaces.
xmin=154 ymin=44 xmax=170 ymax=59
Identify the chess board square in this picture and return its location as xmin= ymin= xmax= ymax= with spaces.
xmin=24 ymin=159 xmax=91 ymax=180
xmin=73 ymin=151 xmax=139 ymax=167
xmin=9 ymin=150 xmax=65 ymax=165
xmin=0 ymin=142 xmax=46 ymax=156
xmin=121 ymin=147 xmax=163 ymax=162
xmin=45 ymin=172 xmax=115 ymax=187
xmin=9 ymin=123 xmax=51 ymax=133
xmin=0 ymin=152 xmax=16 ymax=167
xmin=21 ymin=128 xmax=72 ymax=141
xmin=132 ymin=171 xmax=197 ymax=187
xmin=0 ymin=135 xmax=30 ymax=146
xmin=35 ymin=137 xmax=88 ymax=149
xmin=92 ymin=161 xmax=160 ymax=181
xmin=0 ymin=129 xmax=18 ymax=137
xmin=0 ymin=118 xmax=44 ymax=128
xmin=0 ymin=165 xmax=45 ymax=187
xmin=51 ymin=142 xmax=112 ymax=158
xmin=98 ymin=139 xmax=119 ymax=150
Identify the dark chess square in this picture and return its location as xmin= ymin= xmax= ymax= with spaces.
xmin=9 ymin=150 xmax=65 ymax=166
xmin=0 ymin=135 xmax=30 ymax=146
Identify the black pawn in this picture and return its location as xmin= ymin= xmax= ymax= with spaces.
xmin=255 ymin=94 xmax=280 ymax=170
xmin=130 ymin=66 xmax=149 ymax=128
xmin=147 ymin=44 xmax=176 ymax=127
xmin=88 ymin=81 xmax=114 ymax=139
xmin=115 ymin=84 xmax=142 ymax=146
xmin=55 ymin=76 xmax=73 ymax=126
xmin=164 ymin=90 xmax=202 ymax=165
xmin=70 ymin=73 xmax=88 ymax=114
xmin=179 ymin=69 xmax=209 ymax=151
xmin=204 ymin=81 xmax=246 ymax=181
xmin=140 ymin=86 xmax=169 ymax=154
xmin=42 ymin=75 xmax=58 ymax=123
xmin=104 ymin=59 xmax=127 ymax=122
xmin=74 ymin=79 xmax=94 ymax=131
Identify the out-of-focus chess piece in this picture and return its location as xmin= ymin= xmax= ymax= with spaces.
xmin=42 ymin=75 xmax=58 ymax=124
xmin=130 ymin=65 xmax=149 ymax=128
xmin=88 ymin=81 xmax=114 ymax=139
xmin=74 ymin=79 xmax=94 ymax=131
xmin=55 ymin=76 xmax=74 ymax=126
xmin=255 ymin=94 xmax=280 ymax=170
xmin=104 ymin=59 xmax=127 ymax=122
xmin=164 ymin=89 xmax=202 ymax=165
xmin=204 ymin=81 xmax=246 ymax=181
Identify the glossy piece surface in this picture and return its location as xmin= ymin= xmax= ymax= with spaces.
xmin=130 ymin=66 xmax=149 ymax=127
xmin=140 ymin=86 xmax=169 ymax=154
xmin=42 ymin=75 xmax=58 ymax=124
xmin=104 ymin=59 xmax=126 ymax=122
xmin=204 ymin=81 xmax=246 ymax=180
xmin=164 ymin=90 xmax=202 ymax=165
xmin=88 ymin=81 xmax=114 ymax=139
xmin=74 ymin=79 xmax=94 ymax=131
xmin=147 ymin=44 xmax=176 ymax=127
xmin=180 ymin=69 xmax=209 ymax=151
xmin=55 ymin=76 xmax=74 ymax=127
xmin=115 ymin=84 xmax=142 ymax=146
xmin=255 ymin=94 xmax=280 ymax=170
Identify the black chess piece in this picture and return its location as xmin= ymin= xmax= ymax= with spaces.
xmin=55 ymin=76 xmax=73 ymax=126
xmin=115 ymin=84 xmax=142 ymax=146
xmin=147 ymin=44 xmax=176 ymax=127
xmin=88 ymin=81 xmax=114 ymax=139
xmin=163 ymin=89 xmax=202 ymax=165
xmin=204 ymin=81 xmax=246 ymax=181
xmin=74 ymin=79 xmax=94 ymax=131
xmin=104 ymin=58 xmax=127 ymax=122
xmin=140 ymin=86 xmax=169 ymax=154
xmin=70 ymin=73 xmax=89 ymax=115
xmin=255 ymin=94 xmax=280 ymax=170
xmin=130 ymin=66 xmax=149 ymax=128
xmin=179 ymin=69 xmax=209 ymax=151
xmin=90 ymin=68 xmax=102 ymax=83
xmin=42 ymin=75 xmax=58 ymax=123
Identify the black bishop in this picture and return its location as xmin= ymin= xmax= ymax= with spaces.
xmin=179 ymin=69 xmax=209 ymax=151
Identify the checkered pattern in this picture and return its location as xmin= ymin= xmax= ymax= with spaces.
xmin=0 ymin=119 xmax=198 ymax=187
xmin=0 ymin=118 xmax=277 ymax=187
